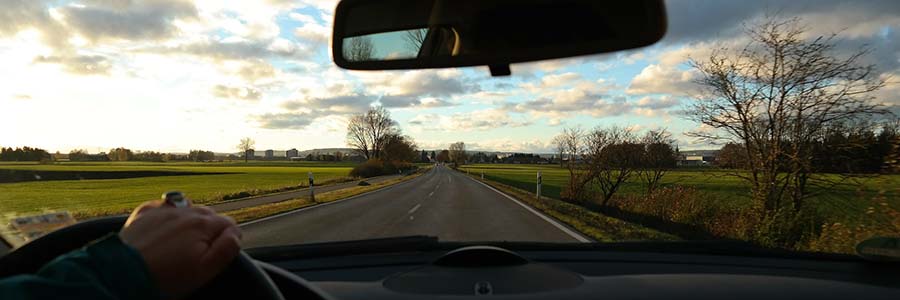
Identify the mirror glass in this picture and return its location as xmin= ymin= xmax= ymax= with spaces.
xmin=341 ymin=27 xmax=459 ymax=62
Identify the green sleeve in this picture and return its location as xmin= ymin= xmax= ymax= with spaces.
xmin=0 ymin=234 xmax=161 ymax=300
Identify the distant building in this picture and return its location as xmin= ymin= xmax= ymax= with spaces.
xmin=264 ymin=149 xmax=274 ymax=159
xmin=286 ymin=148 xmax=299 ymax=158
xmin=677 ymin=154 xmax=716 ymax=167
xmin=244 ymin=149 xmax=255 ymax=160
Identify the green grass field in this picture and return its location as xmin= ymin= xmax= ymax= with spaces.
xmin=459 ymin=164 xmax=900 ymax=221
xmin=0 ymin=161 xmax=355 ymax=218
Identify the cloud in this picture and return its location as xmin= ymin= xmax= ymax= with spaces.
xmin=254 ymin=112 xmax=316 ymax=129
xmin=540 ymin=72 xmax=581 ymax=88
xmin=636 ymin=95 xmax=680 ymax=110
xmin=33 ymin=54 xmax=112 ymax=75
xmin=505 ymin=80 xmax=630 ymax=117
xmin=409 ymin=109 xmax=531 ymax=132
xmin=211 ymin=84 xmax=262 ymax=101
xmin=626 ymin=64 xmax=698 ymax=96
xmin=663 ymin=0 xmax=900 ymax=45
xmin=379 ymin=95 xmax=454 ymax=108
xmin=236 ymin=59 xmax=276 ymax=81
xmin=0 ymin=0 xmax=52 ymax=35
xmin=60 ymin=0 xmax=198 ymax=42
xmin=153 ymin=37 xmax=312 ymax=61
xmin=362 ymin=70 xmax=478 ymax=97
xmin=282 ymin=94 xmax=374 ymax=114
xmin=292 ymin=13 xmax=330 ymax=43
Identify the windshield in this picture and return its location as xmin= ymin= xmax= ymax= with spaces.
xmin=1 ymin=0 xmax=898 ymax=257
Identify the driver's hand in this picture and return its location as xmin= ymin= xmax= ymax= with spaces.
xmin=119 ymin=200 xmax=242 ymax=298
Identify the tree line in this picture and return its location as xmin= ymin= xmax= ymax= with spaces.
xmin=552 ymin=126 xmax=677 ymax=205
xmin=0 ymin=147 xmax=223 ymax=162
xmin=716 ymin=120 xmax=899 ymax=174
xmin=0 ymin=147 xmax=51 ymax=162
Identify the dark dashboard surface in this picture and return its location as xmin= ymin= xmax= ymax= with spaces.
xmin=248 ymin=238 xmax=900 ymax=300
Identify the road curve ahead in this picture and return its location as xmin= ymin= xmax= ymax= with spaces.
xmin=241 ymin=165 xmax=588 ymax=248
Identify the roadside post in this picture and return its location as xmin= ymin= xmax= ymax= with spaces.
xmin=481 ymin=171 xmax=484 ymax=180
xmin=308 ymin=172 xmax=315 ymax=201
xmin=536 ymin=171 xmax=542 ymax=200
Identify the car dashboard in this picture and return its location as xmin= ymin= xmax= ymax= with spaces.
xmin=248 ymin=239 xmax=900 ymax=300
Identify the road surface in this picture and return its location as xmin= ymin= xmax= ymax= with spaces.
xmin=209 ymin=174 xmax=401 ymax=212
xmin=241 ymin=165 xmax=589 ymax=247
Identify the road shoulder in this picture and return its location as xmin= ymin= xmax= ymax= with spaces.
xmin=454 ymin=169 xmax=678 ymax=242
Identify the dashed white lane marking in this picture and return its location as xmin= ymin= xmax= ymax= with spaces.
xmin=408 ymin=203 xmax=422 ymax=214
xmin=466 ymin=176 xmax=592 ymax=243
xmin=428 ymin=191 xmax=434 ymax=197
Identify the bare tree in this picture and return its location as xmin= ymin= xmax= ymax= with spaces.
xmin=346 ymin=106 xmax=398 ymax=160
xmin=687 ymin=16 xmax=888 ymax=213
xmin=404 ymin=28 xmax=428 ymax=55
xmin=448 ymin=142 xmax=467 ymax=165
xmin=638 ymin=129 xmax=677 ymax=193
xmin=237 ymin=137 xmax=255 ymax=163
xmin=552 ymin=134 xmax=566 ymax=167
xmin=555 ymin=127 xmax=594 ymax=203
xmin=586 ymin=126 xmax=641 ymax=206
xmin=344 ymin=36 xmax=374 ymax=62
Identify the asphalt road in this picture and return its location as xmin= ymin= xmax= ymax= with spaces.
xmin=209 ymin=174 xmax=401 ymax=212
xmin=241 ymin=165 xmax=589 ymax=248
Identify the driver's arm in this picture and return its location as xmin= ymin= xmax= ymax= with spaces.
xmin=0 ymin=200 xmax=242 ymax=300
xmin=0 ymin=234 xmax=159 ymax=300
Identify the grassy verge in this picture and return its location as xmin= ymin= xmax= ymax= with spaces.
xmin=459 ymin=171 xmax=677 ymax=242
xmin=459 ymin=164 xmax=900 ymax=219
xmin=224 ymin=171 xmax=426 ymax=223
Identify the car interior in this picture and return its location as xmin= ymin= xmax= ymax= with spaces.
xmin=1 ymin=0 xmax=899 ymax=299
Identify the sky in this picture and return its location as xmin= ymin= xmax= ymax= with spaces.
xmin=1 ymin=0 xmax=899 ymax=154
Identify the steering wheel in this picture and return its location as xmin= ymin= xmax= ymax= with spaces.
xmin=0 ymin=215 xmax=284 ymax=300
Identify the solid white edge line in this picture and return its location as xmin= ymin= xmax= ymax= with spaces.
xmin=465 ymin=175 xmax=592 ymax=243
xmin=238 ymin=170 xmax=429 ymax=227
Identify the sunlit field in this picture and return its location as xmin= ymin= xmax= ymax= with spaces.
xmin=0 ymin=161 xmax=355 ymax=218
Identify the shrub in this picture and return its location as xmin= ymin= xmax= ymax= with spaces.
xmin=350 ymin=159 xmax=385 ymax=178
xmin=807 ymin=193 xmax=900 ymax=254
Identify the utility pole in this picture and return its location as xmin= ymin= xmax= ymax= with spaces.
xmin=536 ymin=171 xmax=542 ymax=200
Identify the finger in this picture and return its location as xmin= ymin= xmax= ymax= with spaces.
xmin=192 ymin=206 xmax=216 ymax=215
xmin=202 ymin=214 xmax=237 ymax=236
xmin=125 ymin=200 xmax=167 ymax=226
xmin=200 ymin=226 xmax=242 ymax=271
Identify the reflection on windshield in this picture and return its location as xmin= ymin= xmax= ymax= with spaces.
xmin=343 ymin=27 xmax=459 ymax=62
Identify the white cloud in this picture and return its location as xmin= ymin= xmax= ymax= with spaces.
xmin=212 ymin=84 xmax=262 ymax=101
xmin=409 ymin=109 xmax=531 ymax=132
xmin=292 ymin=13 xmax=330 ymax=43
xmin=626 ymin=64 xmax=698 ymax=96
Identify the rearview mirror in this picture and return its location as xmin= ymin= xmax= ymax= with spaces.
xmin=332 ymin=0 xmax=667 ymax=76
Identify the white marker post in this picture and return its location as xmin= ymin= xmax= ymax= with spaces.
xmin=308 ymin=172 xmax=314 ymax=200
xmin=536 ymin=171 xmax=542 ymax=200
xmin=481 ymin=171 xmax=484 ymax=180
